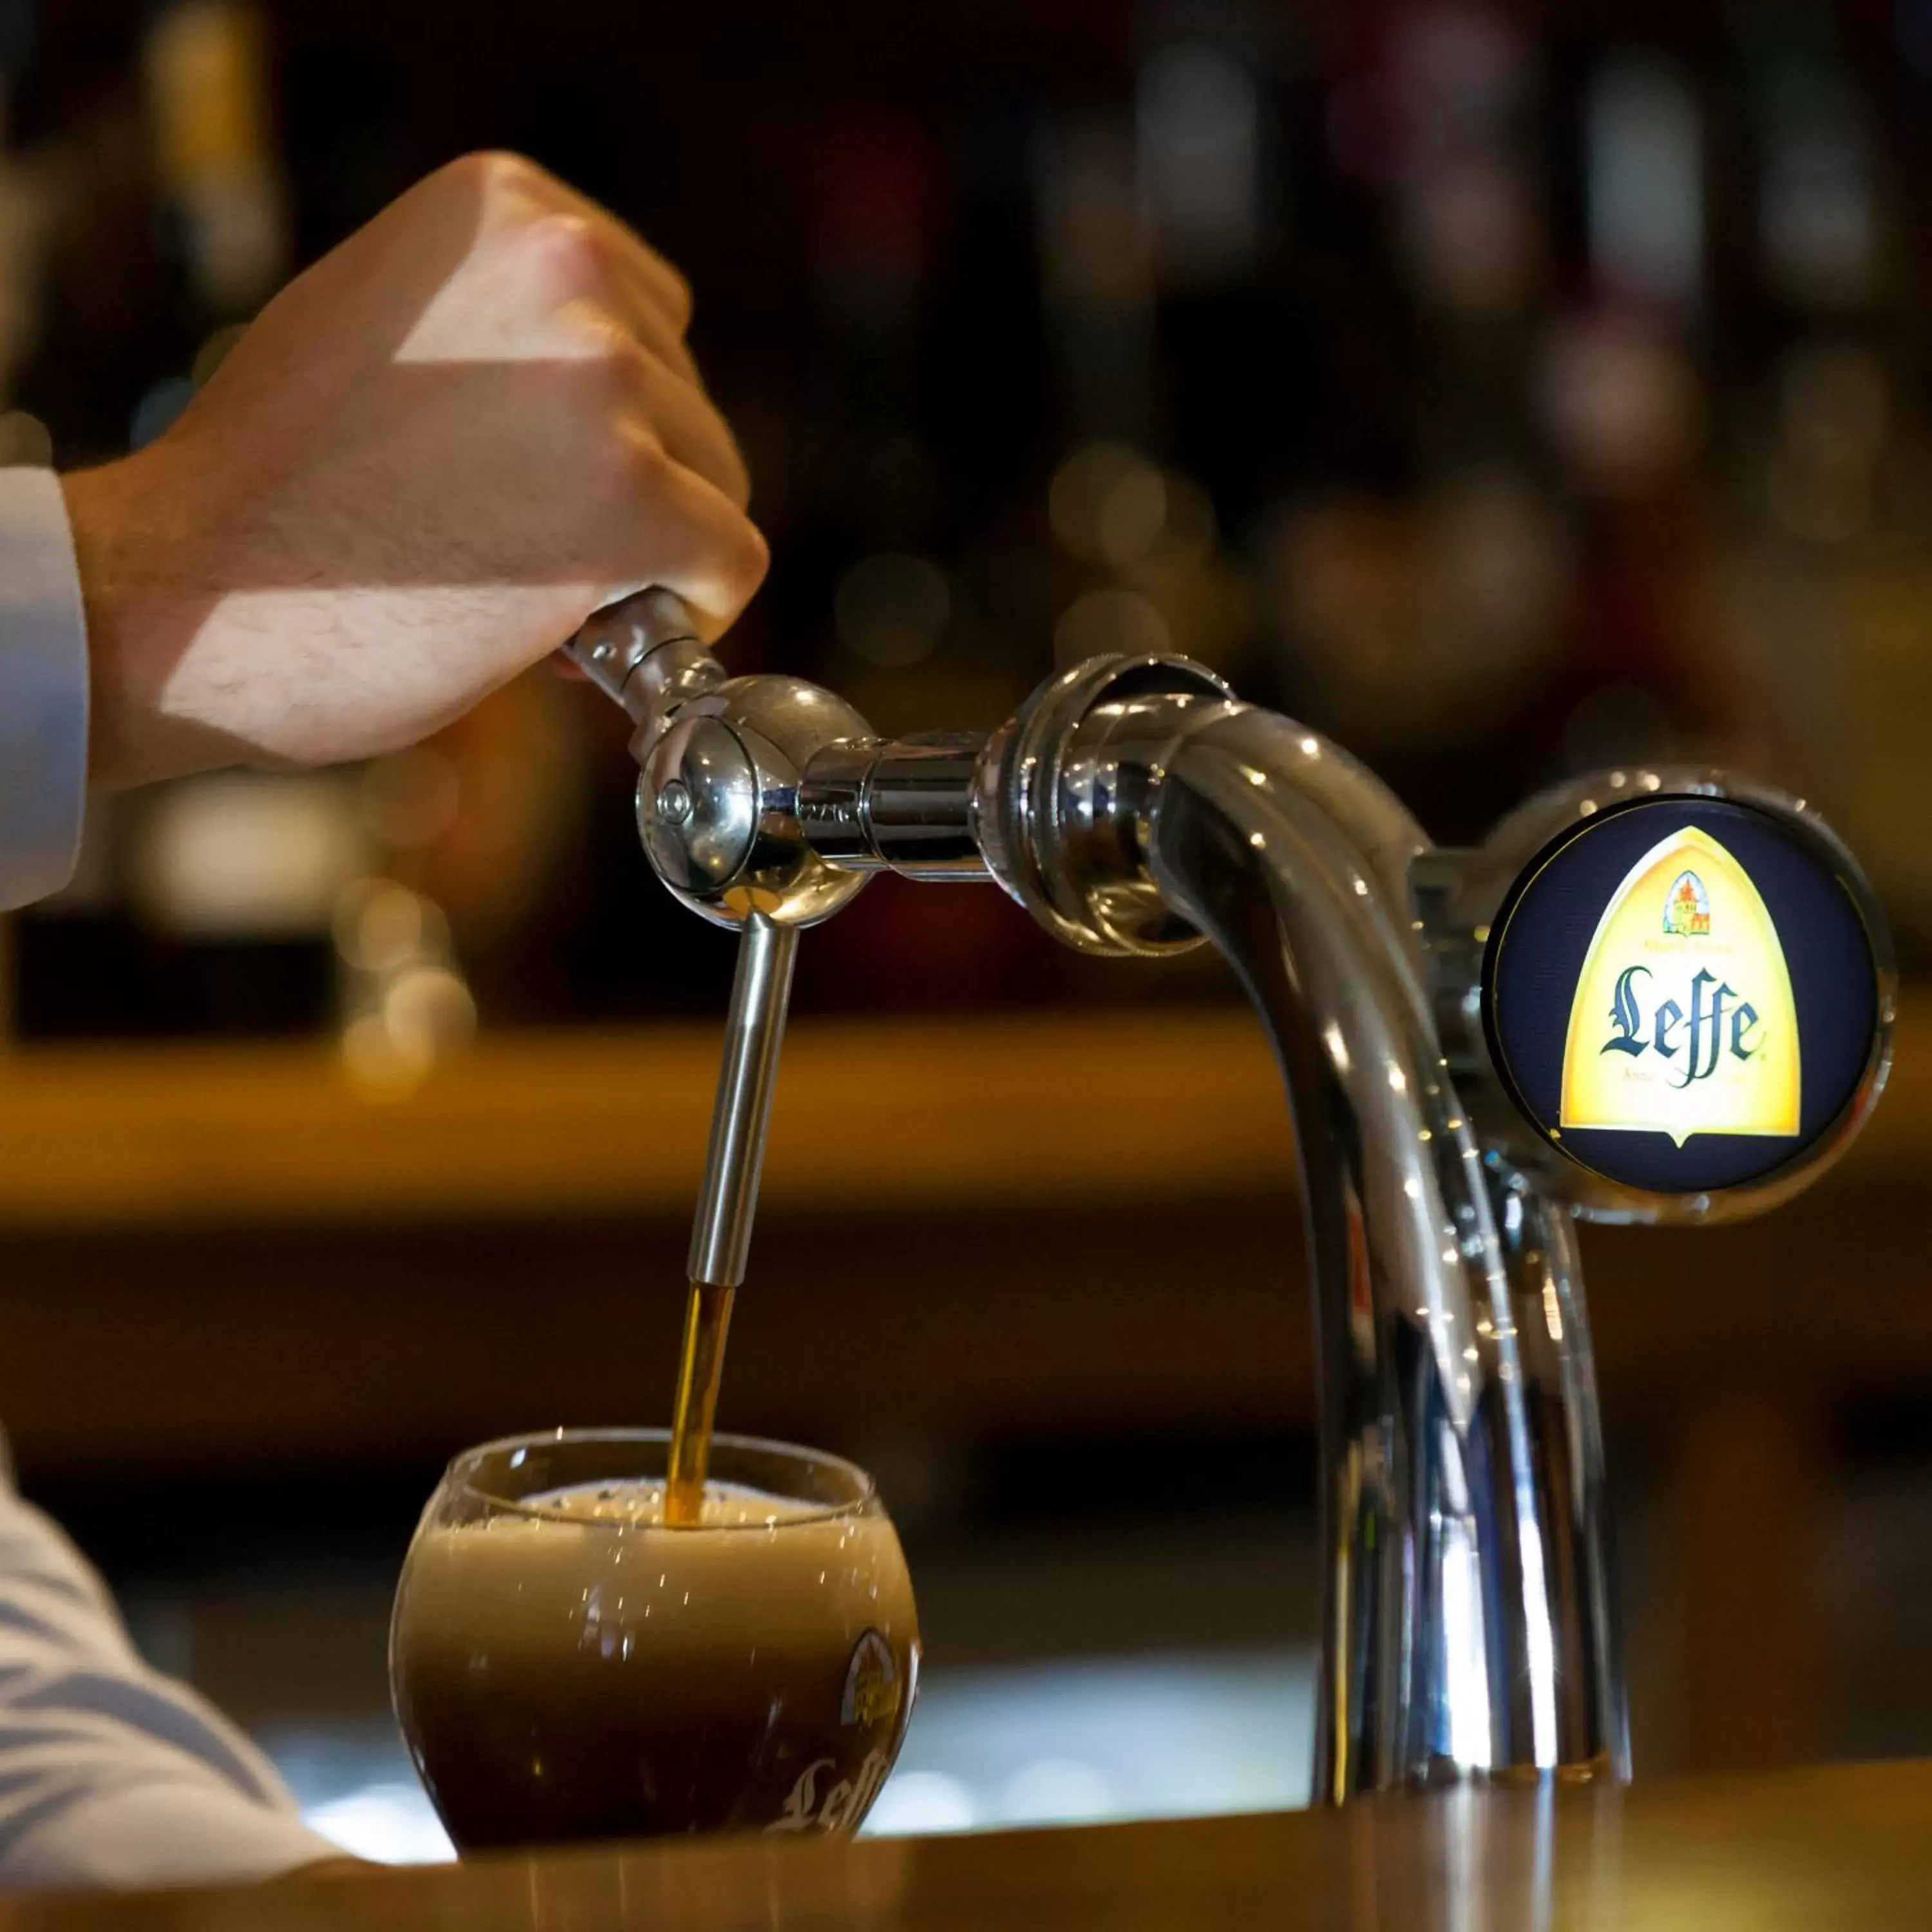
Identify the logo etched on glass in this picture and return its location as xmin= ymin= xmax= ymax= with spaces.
xmin=840 ymin=1629 xmax=900 ymax=1728
xmin=767 ymin=1750 xmax=893 ymax=1834
xmin=1560 ymin=827 xmax=1800 ymax=1146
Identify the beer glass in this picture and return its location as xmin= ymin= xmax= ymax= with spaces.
xmin=391 ymin=1428 xmax=920 ymax=1850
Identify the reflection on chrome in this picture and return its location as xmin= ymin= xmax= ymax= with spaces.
xmin=1437 ymin=1506 xmax=1491 ymax=1772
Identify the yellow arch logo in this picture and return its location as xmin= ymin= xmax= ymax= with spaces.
xmin=1558 ymin=826 xmax=1799 ymax=1146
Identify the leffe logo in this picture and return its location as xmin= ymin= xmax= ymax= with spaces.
xmin=766 ymin=1749 xmax=892 ymax=1835
xmin=1558 ymin=826 xmax=1800 ymax=1146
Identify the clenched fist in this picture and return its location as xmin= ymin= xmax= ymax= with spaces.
xmin=62 ymin=153 xmax=767 ymax=788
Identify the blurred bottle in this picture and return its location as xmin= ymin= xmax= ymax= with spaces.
xmin=1251 ymin=10 xmax=1567 ymax=837
xmin=807 ymin=114 xmax=958 ymax=724
xmin=144 ymin=0 xmax=287 ymax=330
xmin=128 ymin=772 xmax=366 ymax=1036
xmin=365 ymin=677 xmax=601 ymax=1029
xmin=1529 ymin=35 xmax=1770 ymax=793
xmin=1 ymin=0 xmax=125 ymax=1041
xmin=140 ymin=6 xmax=361 ymax=1038
xmin=0 ymin=0 xmax=46 ymax=431
xmin=1035 ymin=32 xmax=1264 ymax=688
xmin=335 ymin=875 xmax=475 ymax=1097
xmin=788 ymin=110 xmax=1057 ymax=1014
xmin=1587 ymin=53 xmax=1703 ymax=323
xmin=14 ymin=3 xmax=354 ymax=1042
xmin=1725 ymin=13 xmax=1927 ymax=952
xmin=1040 ymin=108 xmax=1152 ymax=450
xmin=0 ymin=0 xmax=41 ymax=1043
xmin=120 ymin=0 xmax=287 ymax=451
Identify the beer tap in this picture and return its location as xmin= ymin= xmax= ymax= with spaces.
xmin=560 ymin=589 xmax=875 ymax=1510
xmin=560 ymin=591 xmax=876 ymax=1288
xmin=565 ymin=600 xmax=1895 ymax=1798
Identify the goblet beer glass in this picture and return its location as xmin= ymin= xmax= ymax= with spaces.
xmin=391 ymin=1428 xmax=919 ymax=1850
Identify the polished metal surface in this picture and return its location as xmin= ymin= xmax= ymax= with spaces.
xmin=1122 ymin=701 xmax=1621 ymax=1790
xmin=971 ymin=654 xmax=1231 ymax=956
xmin=565 ymin=592 xmax=884 ymax=933
xmin=688 ymin=913 xmax=799 ymax=1289
xmin=637 ymin=712 xmax=759 ymax=899
xmin=636 ymin=674 xmax=878 ymax=931
xmin=1486 ymin=1175 xmax=1627 ymax=1776
xmin=798 ymin=734 xmax=990 ymax=878
xmin=560 ymin=595 xmax=886 ymax=1320
xmin=561 ymin=587 xmax=719 ymax=728
xmin=567 ymin=598 xmax=1889 ymax=1802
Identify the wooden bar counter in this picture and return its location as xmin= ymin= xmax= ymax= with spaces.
xmin=6 ymin=1763 xmax=1932 ymax=1931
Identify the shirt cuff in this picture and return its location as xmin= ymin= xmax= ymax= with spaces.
xmin=0 ymin=468 xmax=88 ymax=912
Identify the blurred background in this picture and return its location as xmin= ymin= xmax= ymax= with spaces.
xmin=0 ymin=0 xmax=1927 ymax=1859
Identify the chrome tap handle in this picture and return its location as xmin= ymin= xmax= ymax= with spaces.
xmin=564 ymin=592 xmax=877 ymax=933
xmin=560 ymin=600 xmax=819 ymax=1301
xmin=689 ymin=912 xmax=799 ymax=1288
xmin=561 ymin=594 xmax=855 ymax=1289
xmin=560 ymin=589 xmax=721 ymax=730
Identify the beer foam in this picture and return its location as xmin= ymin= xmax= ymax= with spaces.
xmin=397 ymin=1479 xmax=916 ymax=1666
xmin=522 ymin=1478 xmax=833 ymax=1530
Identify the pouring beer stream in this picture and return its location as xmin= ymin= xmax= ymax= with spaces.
xmin=560 ymin=591 xmax=869 ymax=1530
xmin=562 ymin=589 xmax=1893 ymax=1790
xmin=666 ymin=911 xmax=796 ymax=1524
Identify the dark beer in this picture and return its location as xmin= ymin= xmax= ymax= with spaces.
xmin=391 ymin=1444 xmax=918 ymax=1850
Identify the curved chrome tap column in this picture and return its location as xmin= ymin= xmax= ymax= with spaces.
xmin=971 ymin=681 xmax=1626 ymax=1792
xmin=567 ymin=598 xmax=1889 ymax=1803
xmin=1148 ymin=711 xmax=1617 ymax=1790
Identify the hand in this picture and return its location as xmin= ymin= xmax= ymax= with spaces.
xmin=62 ymin=152 xmax=767 ymax=790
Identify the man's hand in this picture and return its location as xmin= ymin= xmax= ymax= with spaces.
xmin=61 ymin=153 xmax=767 ymax=790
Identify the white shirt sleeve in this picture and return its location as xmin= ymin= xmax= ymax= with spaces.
xmin=0 ymin=1448 xmax=341 ymax=1888
xmin=0 ymin=474 xmax=338 ymax=1882
xmin=0 ymin=468 xmax=89 ymax=913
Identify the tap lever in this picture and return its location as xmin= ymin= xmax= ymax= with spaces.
xmin=688 ymin=911 xmax=799 ymax=1290
xmin=566 ymin=589 xmax=886 ymax=931
xmin=561 ymin=589 xmax=723 ymax=733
